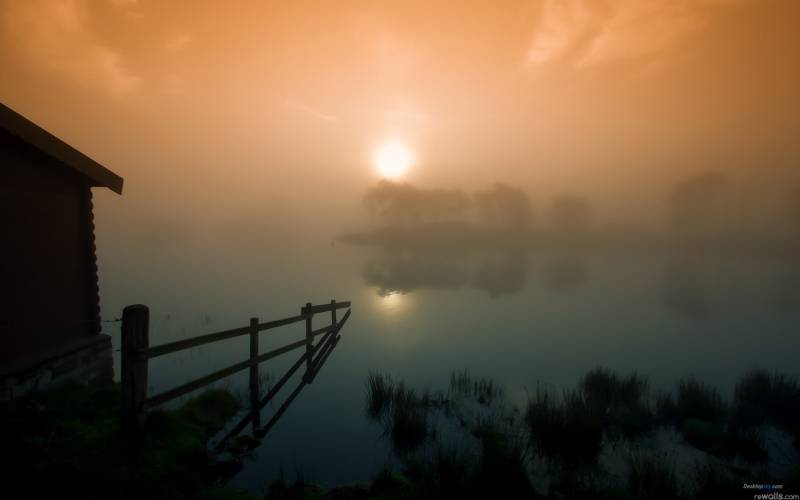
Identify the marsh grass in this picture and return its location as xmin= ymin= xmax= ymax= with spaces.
xmin=679 ymin=418 xmax=727 ymax=453
xmin=673 ymin=377 xmax=726 ymax=425
xmin=365 ymin=371 xmax=395 ymax=421
xmin=368 ymin=469 xmax=415 ymax=499
xmin=363 ymin=368 xmax=799 ymax=498
xmin=654 ymin=391 xmax=678 ymax=424
xmin=549 ymin=472 xmax=623 ymax=500
xmin=733 ymin=370 xmax=772 ymax=428
xmin=560 ymin=389 xmax=604 ymax=466
xmin=450 ymin=370 xmax=504 ymax=407
xmin=375 ymin=430 xmax=532 ymax=500
xmin=733 ymin=370 xmax=800 ymax=435
xmin=525 ymin=386 xmax=602 ymax=467
xmin=677 ymin=416 xmax=766 ymax=463
xmin=390 ymin=382 xmax=430 ymax=454
xmin=524 ymin=386 xmax=562 ymax=459
xmin=364 ymin=373 xmax=431 ymax=454
xmin=657 ymin=376 xmax=773 ymax=462
xmin=692 ymin=461 xmax=744 ymax=498
xmin=472 ymin=424 xmax=532 ymax=499
xmin=615 ymin=373 xmax=650 ymax=411
xmin=525 ymin=370 xmax=649 ymax=467
xmin=626 ymin=454 xmax=680 ymax=500
xmin=434 ymin=445 xmax=472 ymax=491
xmin=367 ymin=371 xmax=520 ymax=457
xmin=580 ymin=368 xmax=652 ymax=438
xmin=579 ymin=367 xmax=617 ymax=415
xmin=724 ymin=425 xmax=768 ymax=463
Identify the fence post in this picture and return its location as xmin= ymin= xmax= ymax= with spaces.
xmin=249 ymin=317 xmax=260 ymax=430
xmin=121 ymin=304 xmax=149 ymax=441
xmin=303 ymin=302 xmax=313 ymax=383
xmin=330 ymin=299 xmax=338 ymax=335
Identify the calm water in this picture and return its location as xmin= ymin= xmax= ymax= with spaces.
xmin=101 ymin=232 xmax=800 ymax=494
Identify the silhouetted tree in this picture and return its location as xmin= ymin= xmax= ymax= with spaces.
xmin=669 ymin=171 xmax=726 ymax=231
xmin=548 ymin=195 xmax=591 ymax=232
xmin=363 ymin=180 xmax=471 ymax=225
xmin=474 ymin=183 xmax=533 ymax=228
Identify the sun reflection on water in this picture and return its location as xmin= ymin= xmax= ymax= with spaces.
xmin=375 ymin=289 xmax=408 ymax=316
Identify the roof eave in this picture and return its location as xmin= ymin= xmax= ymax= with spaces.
xmin=0 ymin=103 xmax=124 ymax=195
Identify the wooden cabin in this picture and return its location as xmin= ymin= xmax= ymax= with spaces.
xmin=0 ymin=103 xmax=123 ymax=397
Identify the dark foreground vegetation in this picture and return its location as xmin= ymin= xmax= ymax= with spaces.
xmin=260 ymin=369 xmax=800 ymax=499
xmin=3 ymin=370 xmax=799 ymax=499
xmin=0 ymin=381 xmax=257 ymax=499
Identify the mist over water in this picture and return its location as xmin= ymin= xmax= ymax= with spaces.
xmin=90 ymin=171 xmax=800 ymax=490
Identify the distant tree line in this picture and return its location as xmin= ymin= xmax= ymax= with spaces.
xmin=474 ymin=183 xmax=533 ymax=228
xmin=364 ymin=173 xmax=800 ymax=235
xmin=668 ymin=170 xmax=800 ymax=235
xmin=363 ymin=180 xmax=592 ymax=231
xmin=364 ymin=180 xmax=471 ymax=225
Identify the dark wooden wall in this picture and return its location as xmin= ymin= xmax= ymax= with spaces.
xmin=0 ymin=128 xmax=101 ymax=364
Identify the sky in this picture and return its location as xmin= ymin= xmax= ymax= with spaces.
xmin=1 ymin=0 xmax=799 ymax=237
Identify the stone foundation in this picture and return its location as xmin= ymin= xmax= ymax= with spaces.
xmin=1 ymin=334 xmax=113 ymax=401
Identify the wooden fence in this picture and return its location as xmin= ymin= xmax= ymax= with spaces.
xmin=120 ymin=300 xmax=351 ymax=443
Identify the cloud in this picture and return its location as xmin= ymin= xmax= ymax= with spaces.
xmin=527 ymin=0 xmax=595 ymax=65
xmin=165 ymin=34 xmax=193 ymax=53
xmin=109 ymin=0 xmax=144 ymax=19
xmin=283 ymin=99 xmax=340 ymax=123
xmin=2 ymin=0 xmax=141 ymax=95
xmin=576 ymin=1 xmax=705 ymax=68
xmin=527 ymin=0 xmax=746 ymax=71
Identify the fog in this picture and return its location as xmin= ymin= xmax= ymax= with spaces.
xmin=1 ymin=0 xmax=798 ymax=315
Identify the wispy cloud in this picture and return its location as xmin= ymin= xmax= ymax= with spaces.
xmin=283 ymin=99 xmax=340 ymax=123
xmin=527 ymin=0 xmax=746 ymax=71
xmin=527 ymin=0 xmax=596 ymax=65
xmin=109 ymin=0 xmax=143 ymax=17
xmin=2 ymin=0 xmax=141 ymax=95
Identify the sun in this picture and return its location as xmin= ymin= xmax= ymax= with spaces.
xmin=374 ymin=140 xmax=413 ymax=180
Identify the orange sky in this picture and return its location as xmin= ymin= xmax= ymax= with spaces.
xmin=1 ymin=0 xmax=799 ymax=230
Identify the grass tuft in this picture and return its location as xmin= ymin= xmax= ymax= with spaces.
xmin=365 ymin=371 xmax=395 ymax=421
xmin=732 ymin=370 xmax=800 ymax=435
xmin=673 ymin=377 xmax=727 ymax=425
xmin=626 ymin=454 xmax=679 ymax=500
xmin=525 ymin=386 xmax=602 ymax=467
xmin=389 ymin=382 xmax=429 ymax=455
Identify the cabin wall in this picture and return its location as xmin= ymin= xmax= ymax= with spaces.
xmin=0 ymin=128 xmax=101 ymax=366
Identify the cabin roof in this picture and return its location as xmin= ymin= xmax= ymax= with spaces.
xmin=0 ymin=103 xmax=123 ymax=194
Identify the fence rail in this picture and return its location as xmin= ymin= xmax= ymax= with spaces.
xmin=120 ymin=299 xmax=351 ymax=443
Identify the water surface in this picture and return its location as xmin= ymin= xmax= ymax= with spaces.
xmin=101 ymin=232 xmax=800 ymax=493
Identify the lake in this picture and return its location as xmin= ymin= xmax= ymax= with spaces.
xmin=99 ymin=228 xmax=800 ymax=494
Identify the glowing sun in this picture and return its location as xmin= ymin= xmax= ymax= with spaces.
xmin=374 ymin=140 xmax=413 ymax=179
